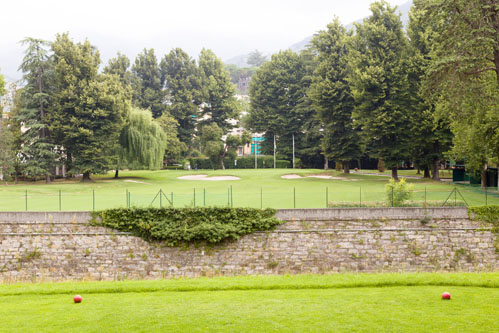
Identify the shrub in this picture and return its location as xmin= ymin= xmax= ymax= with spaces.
xmin=385 ymin=178 xmax=413 ymax=206
xmin=90 ymin=207 xmax=283 ymax=246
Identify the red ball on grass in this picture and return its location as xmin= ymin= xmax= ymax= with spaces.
xmin=441 ymin=292 xmax=451 ymax=300
xmin=73 ymin=295 xmax=83 ymax=303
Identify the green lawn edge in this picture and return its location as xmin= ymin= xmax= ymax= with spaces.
xmin=1 ymin=272 xmax=498 ymax=296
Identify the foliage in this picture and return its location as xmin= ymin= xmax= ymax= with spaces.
xmin=198 ymin=49 xmax=239 ymax=134
xmin=0 ymin=118 xmax=15 ymax=183
xmin=406 ymin=3 xmax=452 ymax=180
xmin=90 ymin=207 xmax=282 ymax=246
xmin=156 ymin=112 xmax=187 ymax=164
xmin=160 ymin=48 xmax=203 ymax=144
xmin=421 ymin=0 xmax=499 ymax=185
xmin=17 ymin=38 xmax=56 ymax=182
xmin=468 ymin=205 xmax=499 ymax=229
xmin=248 ymin=50 xmax=314 ymax=162
xmin=348 ymin=1 xmax=413 ymax=179
xmin=0 ymin=69 xmax=5 ymax=97
xmin=49 ymin=33 xmax=130 ymax=180
xmin=224 ymin=64 xmax=257 ymax=85
xmin=247 ymin=49 xmax=267 ymax=67
xmin=385 ymin=177 xmax=413 ymax=206
xmin=309 ymin=18 xmax=361 ymax=173
xmin=103 ymin=52 xmax=133 ymax=89
xmin=117 ymin=108 xmax=166 ymax=173
xmin=131 ymin=49 xmax=164 ymax=118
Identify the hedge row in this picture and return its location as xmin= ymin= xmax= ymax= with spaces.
xmin=189 ymin=156 xmax=291 ymax=170
xmin=90 ymin=207 xmax=283 ymax=246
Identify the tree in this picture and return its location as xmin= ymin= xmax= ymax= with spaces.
xmin=309 ymin=18 xmax=362 ymax=173
xmin=198 ymin=49 xmax=239 ymax=134
xmin=49 ymin=33 xmax=130 ymax=181
xmin=17 ymin=38 xmax=56 ymax=183
xmin=348 ymin=1 xmax=412 ymax=180
xmin=0 ymin=118 xmax=15 ymax=184
xmin=0 ymin=69 xmax=5 ymax=97
xmin=247 ymin=50 xmax=267 ymax=67
xmin=104 ymin=52 xmax=133 ymax=89
xmin=131 ymin=48 xmax=164 ymax=118
xmin=248 ymin=50 xmax=312 ymax=162
xmin=156 ymin=112 xmax=187 ymax=165
xmin=159 ymin=48 xmax=203 ymax=144
xmin=115 ymin=107 xmax=167 ymax=178
xmin=421 ymin=0 xmax=499 ymax=187
xmin=406 ymin=3 xmax=452 ymax=180
xmin=200 ymin=123 xmax=224 ymax=169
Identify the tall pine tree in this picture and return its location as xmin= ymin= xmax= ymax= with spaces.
xmin=17 ymin=38 xmax=56 ymax=183
xmin=349 ymin=1 xmax=412 ymax=180
xmin=309 ymin=18 xmax=362 ymax=173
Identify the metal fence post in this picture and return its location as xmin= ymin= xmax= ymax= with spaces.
xmin=293 ymin=187 xmax=296 ymax=209
xmin=359 ymin=186 xmax=362 ymax=208
xmin=230 ymin=185 xmax=233 ymax=208
xmin=424 ymin=186 xmax=427 ymax=206
xmin=194 ymin=188 xmax=196 ymax=208
xmin=485 ymin=187 xmax=488 ymax=205
xmin=171 ymin=192 xmax=174 ymax=207
xmin=326 ymin=187 xmax=328 ymax=208
xmin=391 ymin=187 xmax=394 ymax=207
xmin=454 ymin=185 xmax=457 ymax=206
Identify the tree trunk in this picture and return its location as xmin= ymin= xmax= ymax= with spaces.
xmin=481 ymin=164 xmax=487 ymax=188
xmin=66 ymin=152 xmax=72 ymax=177
xmin=343 ymin=161 xmax=350 ymax=174
xmin=221 ymin=159 xmax=225 ymax=170
xmin=324 ymin=159 xmax=329 ymax=170
xmin=423 ymin=167 xmax=430 ymax=179
xmin=391 ymin=167 xmax=399 ymax=181
xmin=431 ymin=141 xmax=440 ymax=181
xmin=377 ymin=158 xmax=385 ymax=173
xmin=82 ymin=172 xmax=92 ymax=182
xmin=45 ymin=174 xmax=51 ymax=184
xmin=416 ymin=168 xmax=421 ymax=175
xmin=114 ymin=169 xmax=119 ymax=179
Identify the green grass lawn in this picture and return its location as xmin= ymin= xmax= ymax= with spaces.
xmin=0 ymin=169 xmax=497 ymax=211
xmin=1 ymin=273 xmax=498 ymax=332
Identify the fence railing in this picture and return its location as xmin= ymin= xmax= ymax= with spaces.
xmin=0 ymin=185 xmax=498 ymax=211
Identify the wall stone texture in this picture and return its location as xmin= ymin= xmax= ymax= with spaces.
xmin=0 ymin=208 xmax=497 ymax=281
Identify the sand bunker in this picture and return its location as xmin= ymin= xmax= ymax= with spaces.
xmin=177 ymin=174 xmax=240 ymax=181
xmin=281 ymin=174 xmax=360 ymax=181
xmin=124 ymin=179 xmax=150 ymax=184
xmin=281 ymin=174 xmax=303 ymax=179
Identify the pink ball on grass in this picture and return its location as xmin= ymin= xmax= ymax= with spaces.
xmin=441 ymin=292 xmax=451 ymax=300
xmin=73 ymin=295 xmax=83 ymax=303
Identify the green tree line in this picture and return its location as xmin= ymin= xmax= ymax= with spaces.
xmin=0 ymin=0 xmax=497 ymax=186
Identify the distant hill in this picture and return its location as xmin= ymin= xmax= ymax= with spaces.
xmin=225 ymin=0 xmax=412 ymax=67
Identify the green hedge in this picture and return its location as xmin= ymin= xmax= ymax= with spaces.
xmin=189 ymin=156 xmax=291 ymax=169
xmin=90 ymin=207 xmax=282 ymax=246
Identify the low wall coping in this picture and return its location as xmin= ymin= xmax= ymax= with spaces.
xmin=0 ymin=207 xmax=470 ymax=223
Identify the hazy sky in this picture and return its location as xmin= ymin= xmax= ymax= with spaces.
xmin=1 ymin=0 xmax=408 ymax=80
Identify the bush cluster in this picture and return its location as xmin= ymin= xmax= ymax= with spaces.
xmin=385 ymin=178 xmax=413 ymax=206
xmin=90 ymin=207 xmax=283 ymax=246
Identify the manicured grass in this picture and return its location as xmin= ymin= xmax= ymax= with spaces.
xmin=1 ymin=273 xmax=498 ymax=332
xmin=0 ymin=169 xmax=496 ymax=211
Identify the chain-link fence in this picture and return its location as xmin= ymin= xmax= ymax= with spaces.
xmin=1 ymin=185 xmax=498 ymax=211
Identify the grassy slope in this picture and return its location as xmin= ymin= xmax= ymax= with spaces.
xmin=1 ymin=273 xmax=498 ymax=332
xmin=0 ymin=169 xmax=496 ymax=211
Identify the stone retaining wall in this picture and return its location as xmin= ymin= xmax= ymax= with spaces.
xmin=0 ymin=208 xmax=497 ymax=281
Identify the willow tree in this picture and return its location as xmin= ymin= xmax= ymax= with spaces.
xmin=115 ymin=107 xmax=167 ymax=178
